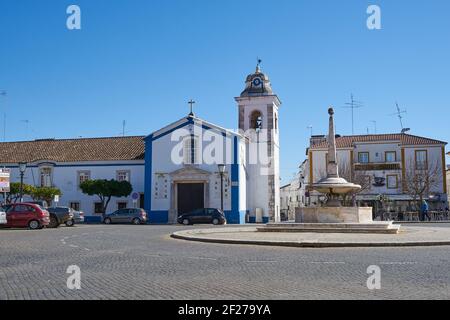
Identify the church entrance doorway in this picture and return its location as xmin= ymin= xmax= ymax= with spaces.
xmin=177 ymin=183 xmax=204 ymax=214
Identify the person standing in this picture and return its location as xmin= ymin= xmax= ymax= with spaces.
xmin=420 ymin=200 xmax=431 ymax=221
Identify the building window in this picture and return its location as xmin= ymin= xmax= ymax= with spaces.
xmin=94 ymin=202 xmax=103 ymax=215
xmin=385 ymin=151 xmax=396 ymax=163
xmin=415 ymin=150 xmax=428 ymax=170
xmin=387 ymin=175 xmax=398 ymax=189
xmin=40 ymin=167 xmax=52 ymax=187
xmin=250 ymin=110 xmax=263 ymax=132
xmin=69 ymin=202 xmax=80 ymax=211
xmin=117 ymin=201 xmax=128 ymax=210
xmin=116 ymin=170 xmax=130 ymax=182
xmin=274 ymin=113 xmax=278 ymax=132
xmin=358 ymin=152 xmax=370 ymax=164
xmin=183 ymin=135 xmax=199 ymax=165
xmin=78 ymin=171 xmax=90 ymax=187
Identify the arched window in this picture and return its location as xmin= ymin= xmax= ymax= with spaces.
xmin=250 ymin=110 xmax=263 ymax=132
xmin=183 ymin=135 xmax=199 ymax=164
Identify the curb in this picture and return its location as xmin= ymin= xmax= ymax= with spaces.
xmin=171 ymin=228 xmax=450 ymax=248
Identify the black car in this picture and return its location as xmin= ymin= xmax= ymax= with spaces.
xmin=177 ymin=208 xmax=226 ymax=225
xmin=46 ymin=207 xmax=75 ymax=228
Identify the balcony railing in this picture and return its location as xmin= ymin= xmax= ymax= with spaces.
xmin=354 ymin=162 xmax=401 ymax=171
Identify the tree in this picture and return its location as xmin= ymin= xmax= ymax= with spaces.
xmin=31 ymin=186 xmax=62 ymax=206
xmin=79 ymin=179 xmax=132 ymax=215
xmin=403 ymin=158 xmax=442 ymax=209
xmin=5 ymin=182 xmax=36 ymax=204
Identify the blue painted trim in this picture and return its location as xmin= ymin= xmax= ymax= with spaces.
xmin=262 ymin=217 xmax=269 ymax=223
xmin=144 ymin=135 xmax=153 ymax=214
xmin=148 ymin=210 xmax=169 ymax=224
xmin=151 ymin=117 xmax=239 ymax=142
xmin=84 ymin=216 xmax=103 ymax=224
xmin=224 ymin=210 xmax=246 ymax=224
xmin=230 ymin=136 xmax=241 ymax=220
xmin=248 ymin=217 xmax=256 ymax=223
xmin=151 ymin=120 xmax=192 ymax=141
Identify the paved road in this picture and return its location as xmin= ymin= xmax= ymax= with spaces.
xmin=1 ymin=224 xmax=449 ymax=300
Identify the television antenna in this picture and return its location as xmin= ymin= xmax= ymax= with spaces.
xmin=341 ymin=93 xmax=364 ymax=135
xmin=389 ymin=102 xmax=407 ymax=131
xmin=306 ymin=125 xmax=313 ymax=137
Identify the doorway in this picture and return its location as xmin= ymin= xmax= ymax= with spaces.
xmin=177 ymin=183 xmax=204 ymax=214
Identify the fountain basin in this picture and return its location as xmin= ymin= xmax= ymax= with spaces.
xmin=295 ymin=206 xmax=373 ymax=223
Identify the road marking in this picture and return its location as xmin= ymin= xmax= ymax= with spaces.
xmin=380 ymin=262 xmax=417 ymax=265
xmin=309 ymin=261 xmax=346 ymax=265
xmin=186 ymin=256 xmax=218 ymax=261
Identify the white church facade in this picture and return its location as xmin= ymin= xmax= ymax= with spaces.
xmin=145 ymin=64 xmax=281 ymax=224
xmin=0 ymin=65 xmax=281 ymax=224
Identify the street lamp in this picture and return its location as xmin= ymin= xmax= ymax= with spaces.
xmin=218 ymin=164 xmax=226 ymax=212
xmin=18 ymin=162 xmax=27 ymax=203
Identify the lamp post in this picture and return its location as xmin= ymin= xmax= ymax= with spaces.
xmin=218 ymin=164 xmax=226 ymax=212
xmin=18 ymin=162 xmax=27 ymax=203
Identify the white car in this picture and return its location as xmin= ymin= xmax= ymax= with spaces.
xmin=0 ymin=209 xmax=6 ymax=224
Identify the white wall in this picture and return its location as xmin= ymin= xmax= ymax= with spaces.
xmin=4 ymin=161 xmax=145 ymax=215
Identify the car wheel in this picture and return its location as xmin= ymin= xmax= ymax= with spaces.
xmin=104 ymin=218 xmax=112 ymax=224
xmin=132 ymin=218 xmax=141 ymax=225
xmin=65 ymin=219 xmax=75 ymax=227
xmin=182 ymin=218 xmax=190 ymax=225
xmin=28 ymin=220 xmax=40 ymax=230
xmin=212 ymin=218 xmax=220 ymax=225
xmin=49 ymin=216 xmax=59 ymax=228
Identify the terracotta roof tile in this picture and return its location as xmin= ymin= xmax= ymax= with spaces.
xmin=0 ymin=136 xmax=145 ymax=164
xmin=310 ymin=133 xmax=446 ymax=150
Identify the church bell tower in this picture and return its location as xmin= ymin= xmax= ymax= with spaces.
xmin=235 ymin=62 xmax=281 ymax=222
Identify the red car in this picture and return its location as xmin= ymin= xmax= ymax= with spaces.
xmin=5 ymin=203 xmax=50 ymax=229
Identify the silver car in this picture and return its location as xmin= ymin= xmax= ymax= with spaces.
xmin=73 ymin=210 xmax=85 ymax=223
xmin=0 ymin=209 xmax=6 ymax=225
xmin=103 ymin=208 xmax=147 ymax=225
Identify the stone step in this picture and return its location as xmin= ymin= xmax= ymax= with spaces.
xmin=266 ymin=222 xmax=396 ymax=229
xmin=258 ymin=223 xmax=401 ymax=234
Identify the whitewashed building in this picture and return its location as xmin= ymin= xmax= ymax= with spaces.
xmin=0 ymin=137 xmax=145 ymax=222
xmin=280 ymin=160 xmax=308 ymax=220
xmin=307 ymin=133 xmax=448 ymax=213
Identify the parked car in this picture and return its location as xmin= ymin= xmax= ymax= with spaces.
xmin=3 ymin=203 xmax=50 ymax=229
xmin=0 ymin=208 xmax=6 ymax=225
xmin=27 ymin=200 xmax=49 ymax=208
xmin=103 ymin=208 xmax=147 ymax=225
xmin=177 ymin=208 xmax=226 ymax=225
xmin=46 ymin=207 xmax=75 ymax=228
xmin=72 ymin=210 xmax=84 ymax=224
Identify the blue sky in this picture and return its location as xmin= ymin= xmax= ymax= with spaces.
xmin=1 ymin=0 xmax=449 ymax=183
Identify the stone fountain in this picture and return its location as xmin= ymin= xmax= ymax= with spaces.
xmin=259 ymin=107 xmax=400 ymax=234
